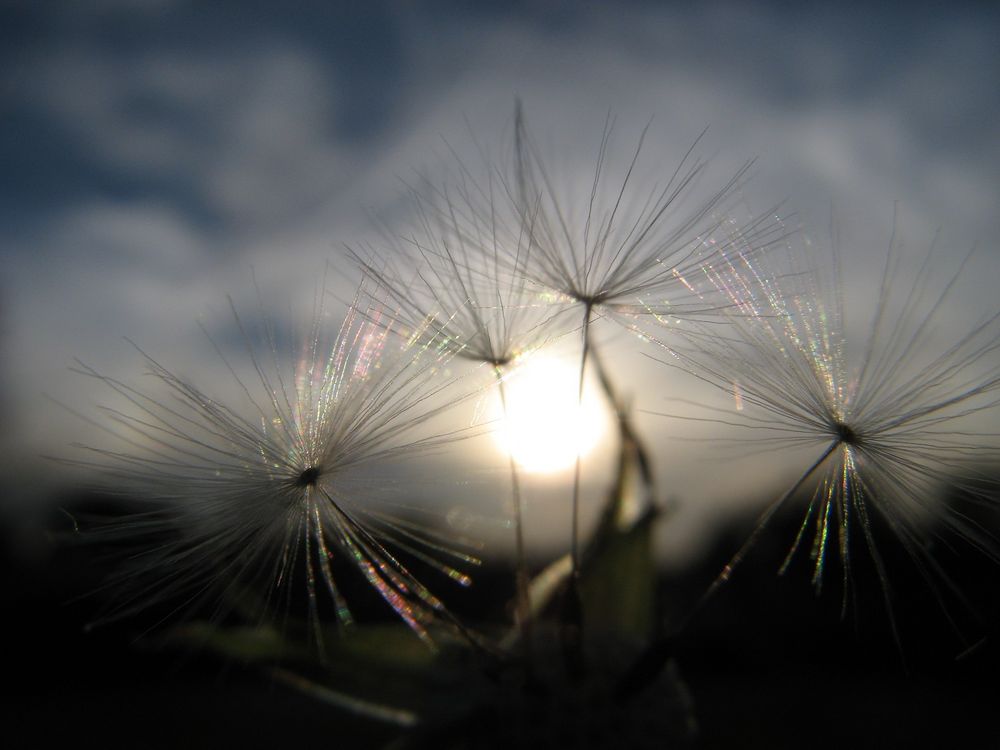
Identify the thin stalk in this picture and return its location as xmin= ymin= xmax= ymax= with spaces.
xmin=588 ymin=339 xmax=657 ymax=514
xmin=570 ymin=303 xmax=594 ymax=581
xmin=494 ymin=367 xmax=534 ymax=671
xmin=616 ymin=439 xmax=842 ymax=698
xmin=561 ymin=303 xmax=593 ymax=677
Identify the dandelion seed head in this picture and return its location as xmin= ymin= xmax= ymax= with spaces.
xmin=294 ymin=466 xmax=321 ymax=488
xmin=654 ymin=219 xmax=1000 ymax=637
xmin=507 ymin=106 xmax=788 ymax=327
xmin=66 ymin=277 xmax=480 ymax=650
xmin=831 ymin=421 xmax=859 ymax=446
xmin=350 ymin=155 xmax=568 ymax=376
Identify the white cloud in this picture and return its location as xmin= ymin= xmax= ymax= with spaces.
xmin=4 ymin=4 xmax=998 ymax=554
xmin=24 ymin=44 xmax=357 ymax=233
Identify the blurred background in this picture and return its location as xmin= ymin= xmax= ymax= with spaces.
xmin=2 ymin=1 xmax=999 ymax=747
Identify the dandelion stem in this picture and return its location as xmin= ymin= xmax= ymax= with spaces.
xmin=571 ymin=304 xmax=594 ymax=578
xmin=562 ymin=303 xmax=593 ymax=677
xmin=495 ymin=367 xmax=534 ymax=672
xmin=588 ymin=335 xmax=657 ymax=512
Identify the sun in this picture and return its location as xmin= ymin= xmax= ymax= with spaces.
xmin=493 ymin=356 xmax=608 ymax=474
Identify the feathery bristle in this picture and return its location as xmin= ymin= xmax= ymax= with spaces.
xmin=67 ymin=277 xmax=481 ymax=652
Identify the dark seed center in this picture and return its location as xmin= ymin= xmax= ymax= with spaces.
xmin=833 ymin=422 xmax=858 ymax=445
xmin=295 ymin=466 xmax=321 ymax=487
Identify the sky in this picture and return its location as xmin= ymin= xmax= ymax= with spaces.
xmin=2 ymin=0 xmax=998 ymax=561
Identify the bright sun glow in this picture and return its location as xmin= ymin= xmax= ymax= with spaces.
xmin=493 ymin=356 xmax=608 ymax=474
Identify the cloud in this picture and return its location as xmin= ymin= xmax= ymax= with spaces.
xmin=20 ymin=45 xmax=358 ymax=233
xmin=2 ymin=3 xmax=998 ymax=554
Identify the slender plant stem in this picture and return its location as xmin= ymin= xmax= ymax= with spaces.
xmin=587 ymin=338 xmax=657 ymax=514
xmin=570 ymin=304 xmax=594 ymax=583
xmin=494 ymin=367 xmax=534 ymax=671
xmin=558 ymin=303 xmax=593 ymax=678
